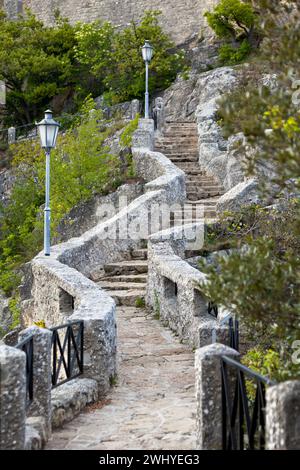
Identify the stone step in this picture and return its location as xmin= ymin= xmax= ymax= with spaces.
xmin=103 ymin=260 xmax=148 ymax=275
xmin=155 ymin=140 xmax=197 ymax=145
xmin=106 ymin=289 xmax=146 ymax=307
xmin=185 ymin=199 xmax=220 ymax=205
xmin=168 ymin=157 xmax=199 ymax=163
xmin=100 ymin=274 xmax=148 ymax=283
xmin=165 ymin=123 xmax=197 ymax=129
xmin=176 ymin=165 xmax=204 ymax=172
xmin=156 ymin=137 xmax=198 ymax=143
xmin=98 ymin=281 xmax=147 ymax=291
xmin=187 ymin=191 xmax=222 ymax=200
xmin=186 ymin=178 xmax=220 ymax=184
xmin=172 ymin=210 xmax=217 ymax=218
xmin=131 ymin=249 xmax=148 ymax=260
xmin=186 ymin=183 xmax=223 ymax=191
xmin=156 ymin=149 xmax=198 ymax=155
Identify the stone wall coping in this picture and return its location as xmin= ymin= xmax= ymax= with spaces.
xmin=149 ymin=241 xmax=207 ymax=287
xmin=31 ymin=257 xmax=115 ymax=323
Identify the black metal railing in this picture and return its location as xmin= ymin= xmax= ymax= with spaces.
xmin=50 ymin=320 xmax=84 ymax=388
xmin=207 ymin=301 xmax=218 ymax=318
xmin=221 ymin=355 xmax=276 ymax=450
xmin=16 ymin=336 xmax=34 ymax=407
xmin=228 ymin=317 xmax=239 ymax=351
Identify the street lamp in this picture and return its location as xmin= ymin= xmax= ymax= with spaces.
xmin=142 ymin=40 xmax=154 ymax=119
xmin=36 ymin=110 xmax=60 ymax=256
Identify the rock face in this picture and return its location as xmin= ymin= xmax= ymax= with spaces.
xmin=17 ymin=0 xmax=219 ymax=45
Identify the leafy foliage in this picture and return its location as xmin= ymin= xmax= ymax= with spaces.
xmin=200 ymin=2 xmax=300 ymax=379
xmin=74 ymin=10 xmax=186 ymax=104
xmin=0 ymin=98 xmax=134 ymax=298
xmin=0 ymin=10 xmax=78 ymax=126
xmin=205 ymin=0 xmax=261 ymax=64
xmin=0 ymin=9 xmax=185 ymax=126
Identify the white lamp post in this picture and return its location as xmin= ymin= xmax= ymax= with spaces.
xmin=142 ymin=40 xmax=154 ymax=119
xmin=36 ymin=110 xmax=60 ymax=256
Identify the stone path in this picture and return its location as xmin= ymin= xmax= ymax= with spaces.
xmin=46 ymin=305 xmax=196 ymax=450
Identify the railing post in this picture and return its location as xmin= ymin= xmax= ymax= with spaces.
xmin=266 ymin=380 xmax=300 ymax=450
xmin=18 ymin=326 xmax=52 ymax=439
xmin=153 ymin=97 xmax=165 ymax=134
xmin=195 ymin=342 xmax=240 ymax=450
xmin=132 ymin=118 xmax=154 ymax=150
xmin=8 ymin=126 xmax=16 ymax=145
xmin=131 ymin=99 xmax=140 ymax=119
xmin=0 ymin=345 xmax=26 ymax=449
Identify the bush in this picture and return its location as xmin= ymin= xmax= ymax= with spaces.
xmin=0 ymin=9 xmax=185 ymax=125
xmin=205 ymin=0 xmax=261 ymax=64
xmin=74 ymin=10 xmax=186 ymax=104
xmin=0 ymin=11 xmax=78 ymax=126
xmin=199 ymin=2 xmax=300 ymax=380
xmin=0 ymin=98 xmax=135 ymax=298
xmin=219 ymin=39 xmax=252 ymax=64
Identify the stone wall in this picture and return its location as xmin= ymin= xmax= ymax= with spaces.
xmin=4 ymin=0 xmax=219 ymax=44
xmin=146 ymin=225 xmax=228 ymax=348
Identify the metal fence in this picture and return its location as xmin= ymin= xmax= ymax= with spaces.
xmin=221 ymin=355 xmax=276 ymax=450
xmin=50 ymin=320 xmax=84 ymax=388
xmin=16 ymin=336 xmax=34 ymax=408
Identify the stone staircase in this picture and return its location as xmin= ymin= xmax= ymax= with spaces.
xmin=155 ymin=122 xmax=224 ymax=220
xmin=97 ymin=248 xmax=148 ymax=306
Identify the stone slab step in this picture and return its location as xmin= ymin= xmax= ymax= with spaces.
xmin=100 ymin=274 xmax=148 ymax=283
xmin=98 ymin=281 xmax=147 ymax=291
xmin=187 ymin=192 xmax=222 ymax=201
xmin=106 ymin=289 xmax=146 ymax=306
xmin=169 ymin=158 xmax=199 ymax=163
xmin=103 ymin=260 xmax=148 ymax=275
xmin=172 ymin=212 xmax=217 ymax=219
xmin=131 ymin=249 xmax=148 ymax=260
xmin=187 ymin=178 xmax=221 ymax=184
xmin=185 ymin=200 xmax=219 ymax=205
xmin=155 ymin=137 xmax=198 ymax=143
xmin=186 ymin=184 xmax=223 ymax=191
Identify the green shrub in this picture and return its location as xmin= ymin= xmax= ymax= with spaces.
xmin=205 ymin=0 xmax=261 ymax=64
xmin=199 ymin=4 xmax=300 ymax=380
xmin=219 ymin=39 xmax=252 ymax=64
xmin=0 ymin=98 xmax=135 ymax=299
xmin=74 ymin=11 xmax=186 ymax=104
xmin=119 ymin=114 xmax=140 ymax=149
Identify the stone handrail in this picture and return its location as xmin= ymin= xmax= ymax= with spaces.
xmin=146 ymin=225 xmax=228 ymax=348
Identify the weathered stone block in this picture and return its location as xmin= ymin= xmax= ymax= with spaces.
xmin=266 ymin=380 xmax=300 ymax=450
xmin=0 ymin=345 xmax=26 ymax=450
xmin=195 ymin=343 xmax=240 ymax=450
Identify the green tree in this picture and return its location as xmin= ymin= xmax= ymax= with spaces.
xmin=0 ymin=10 xmax=77 ymax=125
xmin=205 ymin=0 xmax=261 ymax=64
xmin=200 ymin=1 xmax=300 ymax=379
xmin=0 ymin=97 xmax=133 ymax=298
xmin=74 ymin=11 xmax=186 ymax=104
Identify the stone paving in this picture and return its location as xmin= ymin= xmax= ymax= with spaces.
xmin=46 ymin=306 xmax=196 ymax=450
